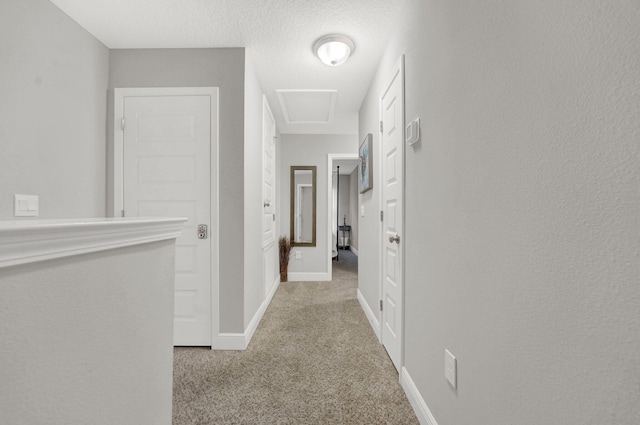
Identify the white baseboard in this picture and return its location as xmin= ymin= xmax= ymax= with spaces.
xmin=213 ymin=275 xmax=280 ymax=350
xmin=350 ymin=246 xmax=359 ymax=256
xmin=357 ymin=289 xmax=380 ymax=342
xmin=400 ymin=367 xmax=439 ymax=425
xmin=286 ymin=272 xmax=330 ymax=282
xmin=214 ymin=333 xmax=247 ymax=350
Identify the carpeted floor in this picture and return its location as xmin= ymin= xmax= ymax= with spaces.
xmin=173 ymin=249 xmax=418 ymax=424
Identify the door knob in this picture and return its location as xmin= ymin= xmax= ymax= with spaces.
xmin=388 ymin=233 xmax=400 ymax=244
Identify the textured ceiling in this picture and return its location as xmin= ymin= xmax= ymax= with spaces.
xmin=48 ymin=0 xmax=405 ymax=134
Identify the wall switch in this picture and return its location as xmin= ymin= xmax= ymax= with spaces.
xmin=295 ymin=251 xmax=301 ymax=259
xmin=445 ymin=349 xmax=457 ymax=389
xmin=14 ymin=194 xmax=39 ymax=217
xmin=406 ymin=118 xmax=421 ymax=146
xmin=360 ymin=205 xmax=365 ymax=217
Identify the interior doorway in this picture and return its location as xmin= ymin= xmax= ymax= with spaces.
xmin=326 ymin=154 xmax=358 ymax=280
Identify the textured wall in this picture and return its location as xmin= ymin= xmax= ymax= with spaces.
xmin=108 ymin=48 xmax=246 ymax=333
xmin=0 ymin=0 xmax=108 ymax=219
xmin=360 ymin=0 xmax=640 ymax=423
xmin=0 ymin=241 xmax=176 ymax=425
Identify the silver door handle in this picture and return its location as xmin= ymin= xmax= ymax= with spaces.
xmin=264 ymin=200 xmax=271 ymax=208
xmin=389 ymin=233 xmax=400 ymax=244
xmin=198 ymin=224 xmax=208 ymax=239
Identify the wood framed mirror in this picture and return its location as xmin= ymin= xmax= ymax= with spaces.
xmin=290 ymin=166 xmax=317 ymax=247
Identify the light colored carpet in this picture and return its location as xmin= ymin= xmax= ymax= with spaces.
xmin=173 ymin=250 xmax=418 ymax=424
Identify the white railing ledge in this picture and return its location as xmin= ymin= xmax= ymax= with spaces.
xmin=0 ymin=217 xmax=187 ymax=269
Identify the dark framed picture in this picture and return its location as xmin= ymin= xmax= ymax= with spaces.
xmin=359 ymin=133 xmax=373 ymax=194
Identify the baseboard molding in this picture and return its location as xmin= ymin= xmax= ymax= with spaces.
xmin=357 ymin=289 xmax=380 ymax=342
xmin=350 ymin=246 xmax=359 ymax=256
xmin=213 ymin=275 xmax=281 ymax=350
xmin=400 ymin=367 xmax=439 ymax=425
xmin=244 ymin=275 xmax=280 ymax=347
xmin=286 ymin=272 xmax=330 ymax=282
xmin=214 ymin=333 xmax=247 ymax=350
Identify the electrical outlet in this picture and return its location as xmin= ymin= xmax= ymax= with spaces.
xmin=295 ymin=251 xmax=301 ymax=259
xmin=445 ymin=349 xmax=457 ymax=389
xmin=14 ymin=194 xmax=39 ymax=217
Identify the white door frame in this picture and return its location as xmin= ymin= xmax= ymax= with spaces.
xmin=378 ymin=55 xmax=405 ymax=369
xmin=113 ymin=87 xmax=220 ymax=348
xmin=326 ymin=153 xmax=359 ymax=281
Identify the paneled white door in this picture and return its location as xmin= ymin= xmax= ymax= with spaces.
xmin=380 ymin=57 xmax=404 ymax=371
xmin=262 ymin=96 xmax=277 ymax=296
xmin=121 ymin=91 xmax=216 ymax=346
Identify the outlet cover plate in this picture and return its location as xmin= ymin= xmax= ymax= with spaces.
xmin=14 ymin=194 xmax=39 ymax=217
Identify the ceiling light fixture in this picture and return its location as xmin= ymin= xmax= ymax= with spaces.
xmin=313 ymin=35 xmax=355 ymax=67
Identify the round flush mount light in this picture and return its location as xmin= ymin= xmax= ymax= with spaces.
xmin=313 ymin=35 xmax=355 ymax=67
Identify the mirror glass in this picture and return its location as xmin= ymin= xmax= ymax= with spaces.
xmin=290 ymin=166 xmax=316 ymax=246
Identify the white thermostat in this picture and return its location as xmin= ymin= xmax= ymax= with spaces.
xmin=406 ymin=118 xmax=420 ymax=146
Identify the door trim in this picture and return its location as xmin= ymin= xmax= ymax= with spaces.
xmin=378 ymin=55 xmax=405 ymax=369
xmin=326 ymin=153 xmax=359 ymax=281
xmin=113 ymin=87 xmax=220 ymax=348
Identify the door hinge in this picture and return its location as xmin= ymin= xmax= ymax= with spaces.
xmin=380 ymin=300 xmax=383 ymax=311
xmin=380 ymin=120 xmax=383 ymax=133
xmin=380 ymin=211 xmax=384 ymax=222
xmin=121 ymin=117 xmax=126 ymax=131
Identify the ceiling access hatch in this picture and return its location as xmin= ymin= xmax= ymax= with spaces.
xmin=276 ymin=89 xmax=337 ymax=124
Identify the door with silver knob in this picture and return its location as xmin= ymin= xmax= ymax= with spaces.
xmin=120 ymin=89 xmax=216 ymax=347
xmin=380 ymin=56 xmax=404 ymax=372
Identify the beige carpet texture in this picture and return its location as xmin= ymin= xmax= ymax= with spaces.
xmin=173 ymin=250 xmax=418 ymax=424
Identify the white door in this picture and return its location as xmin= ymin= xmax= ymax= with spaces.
xmin=262 ymin=97 xmax=277 ymax=296
xmin=121 ymin=90 xmax=216 ymax=346
xmin=380 ymin=57 xmax=404 ymax=371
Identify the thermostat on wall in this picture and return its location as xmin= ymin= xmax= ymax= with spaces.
xmin=406 ymin=118 xmax=420 ymax=146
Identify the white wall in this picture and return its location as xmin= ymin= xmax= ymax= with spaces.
xmin=108 ymin=48 xmax=247 ymax=333
xmin=0 ymin=241 xmax=176 ymax=425
xmin=244 ymin=53 xmax=276 ymax=328
xmin=280 ymin=134 xmax=358 ymax=279
xmin=0 ymin=0 xmax=108 ymax=219
xmin=348 ymin=168 xmax=359 ymax=251
xmin=338 ymin=174 xmax=351 ymax=229
xmin=359 ymin=0 xmax=640 ymax=424
xmin=358 ymin=95 xmax=382 ymax=318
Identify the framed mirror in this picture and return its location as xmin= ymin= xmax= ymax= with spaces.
xmin=290 ymin=166 xmax=317 ymax=247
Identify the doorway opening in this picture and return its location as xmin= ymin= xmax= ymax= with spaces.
xmin=326 ymin=154 xmax=358 ymax=281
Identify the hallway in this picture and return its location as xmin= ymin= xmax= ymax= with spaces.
xmin=172 ymin=250 xmax=417 ymax=424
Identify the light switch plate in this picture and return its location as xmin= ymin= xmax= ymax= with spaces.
xmin=445 ymin=349 xmax=457 ymax=389
xmin=360 ymin=205 xmax=365 ymax=217
xmin=406 ymin=118 xmax=420 ymax=145
xmin=295 ymin=251 xmax=301 ymax=259
xmin=14 ymin=194 xmax=39 ymax=217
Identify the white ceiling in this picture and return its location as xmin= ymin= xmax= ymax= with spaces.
xmin=48 ymin=0 xmax=405 ymax=135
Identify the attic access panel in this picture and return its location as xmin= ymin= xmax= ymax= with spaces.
xmin=276 ymin=89 xmax=337 ymax=124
